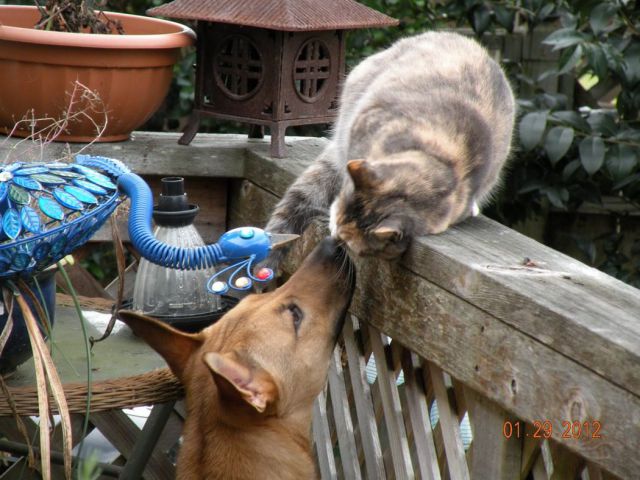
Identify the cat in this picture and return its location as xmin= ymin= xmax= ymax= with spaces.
xmin=266 ymin=31 xmax=516 ymax=259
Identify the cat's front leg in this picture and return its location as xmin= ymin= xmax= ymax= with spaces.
xmin=265 ymin=143 xmax=341 ymax=265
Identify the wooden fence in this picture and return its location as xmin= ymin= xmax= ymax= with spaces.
xmin=2 ymin=133 xmax=639 ymax=479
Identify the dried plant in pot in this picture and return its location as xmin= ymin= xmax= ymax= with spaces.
xmin=0 ymin=2 xmax=195 ymax=142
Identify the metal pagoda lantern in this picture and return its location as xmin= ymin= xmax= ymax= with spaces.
xmin=147 ymin=0 xmax=398 ymax=158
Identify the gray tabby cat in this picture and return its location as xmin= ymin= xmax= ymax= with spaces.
xmin=266 ymin=31 xmax=515 ymax=259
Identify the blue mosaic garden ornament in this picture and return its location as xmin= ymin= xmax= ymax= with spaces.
xmin=206 ymin=227 xmax=276 ymax=295
xmin=0 ymin=157 xmax=124 ymax=278
xmin=0 ymin=155 xmax=297 ymax=286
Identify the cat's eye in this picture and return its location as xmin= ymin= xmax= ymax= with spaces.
xmin=288 ymin=304 xmax=304 ymax=332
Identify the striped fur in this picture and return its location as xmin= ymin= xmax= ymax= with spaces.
xmin=267 ymin=31 xmax=515 ymax=259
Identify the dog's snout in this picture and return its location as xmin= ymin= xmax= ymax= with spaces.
xmin=315 ymin=237 xmax=348 ymax=264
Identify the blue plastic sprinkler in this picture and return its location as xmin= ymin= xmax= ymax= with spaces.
xmin=0 ymin=155 xmax=297 ymax=291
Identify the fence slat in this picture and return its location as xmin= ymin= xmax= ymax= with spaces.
xmin=532 ymin=455 xmax=550 ymax=480
xmin=343 ymin=316 xmax=386 ymax=480
xmin=549 ymin=442 xmax=583 ymax=480
xmin=368 ymin=324 xmax=415 ymax=479
xmin=466 ymin=388 xmax=521 ymax=480
xmin=401 ymin=350 xmax=441 ymax=480
xmin=428 ymin=363 xmax=471 ymax=480
xmin=313 ymin=391 xmax=338 ymax=480
xmin=327 ymin=346 xmax=362 ymax=480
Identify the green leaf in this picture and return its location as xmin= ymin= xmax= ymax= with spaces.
xmin=519 ymin=111 xmax=548 ymax=151
xmin=543 ymin=28 xmax=588 ymax=51
xmin=562 ymin=159 xmax=581 ymax=180
xmin=517 ymin=180 xmax=545 ymax=194
xmin=585 ymin=44 xmax=608 ymax=79
xmin=471 ymin=4 xmax=492 ymax=36
xmin=551 ymin=110 xmax=590 ymax=131
xmin=587 ymin=111 xmax=617 ymax=136
xmin=589 ymin=3 xmax=620 ymax=35
xmin=8 ymin=184 xmax=30 ymax=205
xmin=558 ymin=44 xmax=583 ymax=75
xmin=542 ymin=186 xmax=568 ymax=209
xmin=613 ymin=172 xmax=640 ymax=190
xmin=606 ymin=145 xmax=638 ymax=181
xmin=622 ymin=43 xmax=640 ymax=87
xmin=494 ymin=5 xmax=515 ymax=32
xmin=544 ymin=126 xmax=575 ymax=164
xmin=579 ymin=136 xmax=606 ymax=175
xmin=560 ymin=12 xmax=578 ymax=30
xmin=536 ymin=3 xmax=555 ymax=22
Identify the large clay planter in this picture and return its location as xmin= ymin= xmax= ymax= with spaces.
xmin=0 ymin=6 xmax=195 ymax=142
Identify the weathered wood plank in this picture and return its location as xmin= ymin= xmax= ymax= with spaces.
xmin=466 ymin=388 xmax=521 ymax=480
xmin=342 ymin=317 xmax=386 ymax=480
xmin=327 ymin=348 xmax=362 ymax=480
xmin=398 ymin=216 xmax=640 ymax=399
xmin=549 ymin=441 xmax=583 ymax=480
xmin=400 ymin=350 xmax=441 ymax=480
xmin=312 ymin=391 xmax=338 ymax=480
xmin=0 ymin=132 xmax=247 ymax=178
xmin=226 ymin=179 xmax=279 ymax=231
xmin=367 ymin=324 xmax=415 ymax=479
xmin=429 ymin=363 xmax=471 ymax=480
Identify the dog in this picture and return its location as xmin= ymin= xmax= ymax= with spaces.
xmin=118 ymin=237 xmax=355 ymax=479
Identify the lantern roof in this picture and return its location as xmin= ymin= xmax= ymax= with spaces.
xmin=147 ymin=0 xmax=398 ymax=32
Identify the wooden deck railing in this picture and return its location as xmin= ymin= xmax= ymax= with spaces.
xmin=3 ymin=133 xmax=639 ymax=479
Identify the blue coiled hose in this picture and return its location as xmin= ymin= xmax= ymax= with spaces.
xmin=118 ymin=172 xmax=224 ymax=270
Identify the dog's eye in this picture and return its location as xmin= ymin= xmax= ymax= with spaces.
xmin=288 ymin=304 xmax=304 ymax=332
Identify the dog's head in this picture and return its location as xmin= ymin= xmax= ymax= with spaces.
xmin=119 ymin=237 xmax=355 ymax=419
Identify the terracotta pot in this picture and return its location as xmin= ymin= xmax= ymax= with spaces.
xmin=0 ymin=6 xmax=195 ymax=142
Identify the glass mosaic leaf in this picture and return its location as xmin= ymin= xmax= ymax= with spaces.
xmin=3 ymin=208 xmax=21 ymax=239
xmin=20 ymin=206 xmax=41 ymax=234
xmin=33 ymin=242 xmax=51 ymax=261
xmin=72 ymin=164 xmax=97 ymax=176
xmin=14 ymin=166 xmax=49 ymax=176
xmin=12 ymin=176 xmax=43 ymax=191
xmin=73 ymin=179 xmax=107 ymax=195
xmin=0 ymin=183 xmax=7 ymax=203
xmin=8 ymin=184 xmax=31 ymax=205
xmin=64 ymin=185 xmax=98 ymax=205
xmin=50 ymin=236 xmax=66 ymax=256
xmin=11 ymin=252 xmax=30 ymax=270
xmin=38 ymin=196 xmax=65 ymax=221
xmin=54 ymin=170 xmax=84 ymax=179
xmin=5 ymin=163 xmax=23 ymax=173
xmin=46 ymin=163 xmax=73 ymax=170
xmin=85 ymin=172 xmax=117 ymax=190
xmin=53 ymin=188 xmax=84 ymax=211
xmin=30 ymin=173 xmax=66 ymax=185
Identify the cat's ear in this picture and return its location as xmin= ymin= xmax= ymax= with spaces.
xmin=347 ymin=160 xmax=378 ymax=190
xmin=372 ymin=218 xmax=403 ymax=243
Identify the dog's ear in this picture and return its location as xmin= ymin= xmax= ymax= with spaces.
xmin=118 ymin=310 xmax=202 ymax=381
xmin=203 ymin=352 xmax=278 ymax=414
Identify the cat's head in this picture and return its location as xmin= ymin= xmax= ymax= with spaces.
xmin=330 ymin=158 xmax=462 ymax=259
xmin=329 ymin=159 xmax=414 ymax=259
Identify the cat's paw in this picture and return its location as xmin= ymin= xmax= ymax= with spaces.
xmin=329 ymin=200 xmax=339 ymax=237
xmin=471 ymin=201 xmax=480 ymax=217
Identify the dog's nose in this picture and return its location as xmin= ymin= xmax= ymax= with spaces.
xmin=315 ymin=237 xmax=348 ymax=264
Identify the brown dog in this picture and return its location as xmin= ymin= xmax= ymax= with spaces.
xmin=118 ymin=238 xmax=355 ymax=479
